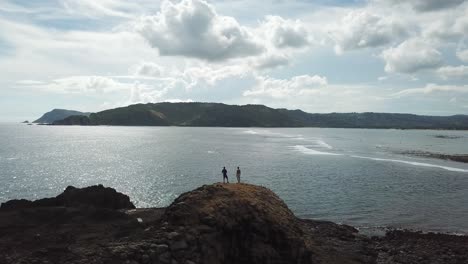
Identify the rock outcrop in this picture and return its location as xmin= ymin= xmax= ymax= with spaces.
xmin=162 ymin=183 xmax=317 ymax=263
xmin=0 ymin=185 xmax=135 ymax=211
xmin=0 ymin=183 xmax=467 ymax=264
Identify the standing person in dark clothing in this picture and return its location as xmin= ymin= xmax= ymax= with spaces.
xmin=236 ymin=167 xmax=241 ymax=183
xmin=222 ymin=167 xmax=229 ymax=183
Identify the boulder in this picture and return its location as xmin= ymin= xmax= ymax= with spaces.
xmin=0 ymin=185 xmax=135 ymax=211
xmin=0 ymin=199 xmax=33 ymax=211
xmin=163 ymin=183 xmax=319 ymax=264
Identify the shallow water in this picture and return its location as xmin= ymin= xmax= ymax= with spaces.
xmin=1 ymin=124 xmax=468 ymax=234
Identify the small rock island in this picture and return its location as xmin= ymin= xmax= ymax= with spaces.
xmin=1 ymin=184 xmax=467 ymax=264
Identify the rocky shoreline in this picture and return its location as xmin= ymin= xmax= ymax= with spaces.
xmin=399 ymin=150 xmax=468 ymax=163
xmin=1 ymin=184 xmax=467 ymax=264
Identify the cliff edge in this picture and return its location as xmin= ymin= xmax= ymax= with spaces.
xmin=0 ymin=183 xmax=467 ymax=264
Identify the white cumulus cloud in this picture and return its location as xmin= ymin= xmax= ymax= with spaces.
xmin=331 ymin=10 xmax=406 ymax=54
xmin=259 ymin=16 xmax=310 ymax=49
xmin=437 ymin=65 xmax=468 ymax=79
xmin=243 ymin=74 xmax=327 ymax=99
xmin=457 ymin=49 xmax=468 ymax=63
xmin=381 ymin=38 xmax=443 ymax=73
xmin=135 ymin=0 xmax=264 ymax=61
xmin=132 ymin=62 xmax=163 ymax=77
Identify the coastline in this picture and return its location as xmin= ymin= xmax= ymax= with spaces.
xmin=1 ymin=184 xmax=467 ymax=264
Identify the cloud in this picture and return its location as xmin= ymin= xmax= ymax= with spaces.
xmin=17 ymin=76 xmax=131 ymax=94
xmin=422 ymin=7 xmax=468 ymax=42
xmin=135 ymin=0 xmax=264 ymax=61
xmin=259 ymin=16 xmax=309 ymax=49
xmin=132 ymin=61 xmax=163 ymax=77
xmin=457 ymin=49 xmax=468 ymax=63
xmin=62 ymin=76 xmax=127 ymax=94
xmin=331 ymin=10 xmax=407 ymax=54
xmin=163 ymin=98 xmax=194 ymax=103
xmin=62 ymin=0 xmax=134 ymax=18
xmin=243 ymin=74 xmax=327 ymax=99
xmin=182 ymin=63 xmax=248 ymax=88
xmin=384 ymin=0 xmax=466 ymax=12
xmin=129 ymin=82 xmax=169 ymax=104
xmin=381 ymin=38 xmax=443 ymax=73
xmin=251 ymin=54 xmax=290 ymax=70
xmin=0 ymin=17 xmax=157 ymax=82
xmin=392 ymin=83 xmax=468 ymax=97
xmin=61 ymin=0 xmax=160 ymax=19
xmin=437 ymin=65 xmax=468 ymax=79
xmin=15 ymin=74 xmax=179 ymax=107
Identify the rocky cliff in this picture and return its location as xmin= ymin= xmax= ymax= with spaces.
xmin=0 ymin=183 xmax=467 ymax=264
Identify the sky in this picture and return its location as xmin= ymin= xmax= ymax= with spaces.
xmin=1 ymin=0 xmax=468 ymax=121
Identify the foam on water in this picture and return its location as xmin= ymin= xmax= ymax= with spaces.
xmin=242 ymin=129 xmax=303 ymax=139
xmin=292 ymin=145 xmax=341 ymax=156
xmin=243 ymin=130 xmax=259 ymax=135
xmin=351 ymin=155 xmax=468 ymax=173
xmin=314 ymin=139 xmax=333 ymax=149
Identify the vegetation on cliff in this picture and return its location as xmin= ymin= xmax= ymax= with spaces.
xmin=50 ymin=102 xmax=468 ymax=129
xmin=34 ymin=109 xmax=89 ymax=124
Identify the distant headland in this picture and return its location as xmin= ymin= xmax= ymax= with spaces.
xmin=32 ymin=102 xmax=468 ymax=129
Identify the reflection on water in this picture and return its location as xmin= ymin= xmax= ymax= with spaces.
xmin=0 ymin=124 xmax=467 ymax=234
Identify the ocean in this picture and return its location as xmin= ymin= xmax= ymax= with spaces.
xmin=1 ymin=124 xmax=467 ymax=234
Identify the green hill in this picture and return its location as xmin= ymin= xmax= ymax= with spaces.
xmin=34 ymin=109 xmax=89 ymax=124
xmin=51 ymin=102 xmax=468 ymax=129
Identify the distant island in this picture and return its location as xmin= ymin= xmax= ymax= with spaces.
xmin=33 ymin=109 xmax=90 ymax=124
xmin=36 ymin=103 xmax=468 ymax=129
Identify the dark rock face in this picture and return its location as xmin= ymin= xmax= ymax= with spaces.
xmin=56 ymin=185 xmax=136 ymax=209
xmin=163 ymin=183 xmax=317 ymax=264
xmin=0 ymin=199 xmax=33 ymax=210
xmin=0 ymin=185 xmax=135 ymax=211
xmin=1 ymin=183 xmax=467 ymax=264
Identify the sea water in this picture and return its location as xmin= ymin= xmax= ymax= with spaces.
xmin=1 ymin=124 xmax=467 ymax=234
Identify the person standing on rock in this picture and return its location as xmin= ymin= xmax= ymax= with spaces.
xmin=222 ymin=166 xmax=229 ymax=183
xmin=236 ymin=167 xmax=241 ymax=183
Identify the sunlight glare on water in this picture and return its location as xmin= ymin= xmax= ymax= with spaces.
xmin=1 ymin=124 xmax=468 ymax=234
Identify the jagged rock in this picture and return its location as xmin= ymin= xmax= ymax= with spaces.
xmin=1 ymin=183 xmax=468 ymax=264
xmin=0 ymin=185 xmax=135 ymax=211
xmin=0 ymin=199 xmax=33 ymax=211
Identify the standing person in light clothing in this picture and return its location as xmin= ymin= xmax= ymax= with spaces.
xmin=236 ymin=167 xmax=241 ymax=183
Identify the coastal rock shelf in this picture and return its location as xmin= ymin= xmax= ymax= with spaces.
xmin=1 ymin=184 xmax=467 ymax=264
